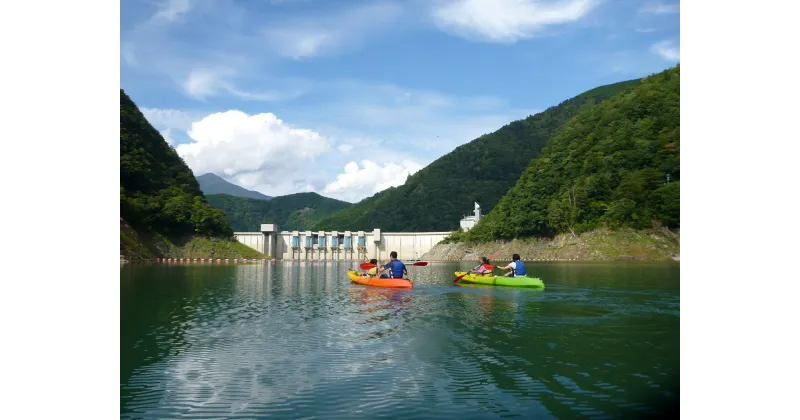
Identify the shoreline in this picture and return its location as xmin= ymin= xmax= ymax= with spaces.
xmin=421 ymin=228 xmax=680 ymax=263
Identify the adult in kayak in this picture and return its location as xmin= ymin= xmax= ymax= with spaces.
xmin=380 ymin=251 xmax=408 ymax=279
xmin=470 ymin=256 xmax=493 ymax=275
xmin=497 ymin=253 xmax=527 ymax=277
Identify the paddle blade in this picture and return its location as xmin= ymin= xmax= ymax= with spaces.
xmin=360 ymin=263 xmax=377 ymax=270
xmin=412 ymin=261 xmax=428 ymax=266
xmin=453 ymin=272 xmax=468 ymax=283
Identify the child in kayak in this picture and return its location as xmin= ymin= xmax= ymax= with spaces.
xmin=498 ymin=253 xmax=527 ymax=277
xmin=470 ymin=256 xmax=494 ymax=276
xmin=367 ymin=259 xmax=378 ymax=277
xmin=359 ymin=258 xmax=379 ymax=277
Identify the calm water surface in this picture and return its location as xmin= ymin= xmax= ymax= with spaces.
xmin=121 ymin=261 xmax=679 ymax=419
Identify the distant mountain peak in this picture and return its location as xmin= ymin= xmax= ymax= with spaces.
xmin=197 ymin=173 xmax=272 ymax=200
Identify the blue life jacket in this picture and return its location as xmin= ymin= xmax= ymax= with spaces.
xmin=513 ymin=260 xmax=527 ymax=276
xmin=385 ymin=260 xmax=406 ymax=278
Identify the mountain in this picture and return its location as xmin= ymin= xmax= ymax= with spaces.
xmin=197 ymin=173 xmax=272 ymax=200
xmin=312 ymin=78 xmax=642 ymax=232
xmin=466 ymin=65 xmax=680 ymax=241
xmin=206 ymin=192 xmax=352 ymax=232
xmin=120 ymin=89 xmax=263 ymax=260
xmin=120 ymin=89 xmax=232 ymax=238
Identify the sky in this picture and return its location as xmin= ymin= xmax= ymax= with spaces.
xmin=121 ymin=0 xmax=680 ymax=203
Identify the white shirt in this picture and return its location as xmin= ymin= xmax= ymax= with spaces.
xmin=509 ymin=261 xmax=518 ymax=276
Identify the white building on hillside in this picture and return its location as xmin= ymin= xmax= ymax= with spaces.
xmin=459 ymin=202 xmax=482 ymax=232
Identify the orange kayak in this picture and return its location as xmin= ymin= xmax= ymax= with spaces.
xmin=347 ymin=270 xmax=413 ymax=289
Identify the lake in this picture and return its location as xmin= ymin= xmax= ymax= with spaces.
xmin=121 ymin=261 xmax=679 ymax=419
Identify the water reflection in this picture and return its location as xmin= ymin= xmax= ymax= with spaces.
xmin=121 ymin=261 xmax=679 ymax=419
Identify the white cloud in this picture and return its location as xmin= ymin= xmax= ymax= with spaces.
xmin=160 ymin=128 xmax=176 ymax=146
xmin=154 ymin=0 xmax=191 ymax=21
xmin=122 ymin=0 xmax=309 ymax=103
xmin=432 ymin=0 xmax=597 ymax=42
xmin=650 ymin=40 xmax=680 ymax=61
xmin=639 ymin=2 xmax=680 ymax=15
xmin=179 ymin=68 xmax=307 ymax=101
xmin=183 ymin=68 xmax=225 ymax=99
xmin=285 ymin=80 xmax=533 ymax=158
xmin=323 ymin=160 xmax=424 ymax=202
xmin=141 ymin=108 xmax=197 ymax=131
xmin=138 ymin=75 xmax=534 ymax=201
xmin=263 ymin=1 xmax=407 ymax=59
xmin=175 ymin=111 xmax=333 ymax=196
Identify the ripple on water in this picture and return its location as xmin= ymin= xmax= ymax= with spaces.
xmin=121 ymin=263 xmax=679 ymax=419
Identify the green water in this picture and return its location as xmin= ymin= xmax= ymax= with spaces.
xmin=121 ymin=261 xmax=679 ymax=419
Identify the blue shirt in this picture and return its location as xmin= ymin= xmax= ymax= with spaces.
xmin=384 ymin=260 xmax=407 ymax=278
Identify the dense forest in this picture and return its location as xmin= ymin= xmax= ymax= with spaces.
xmin=120 ymin=89 xmax=234 ymax=239
xmin=313 ymin=78 xmax=641 ymax=232
xmin=197 ymin=173 xmax=272 ymax=200
xmin=206 ymin=192 xmax=352 ymax=232
xmin=465 ymin=65 xmax=680 ymax=242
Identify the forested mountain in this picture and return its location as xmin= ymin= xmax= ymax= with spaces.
xmin=313 ymin=78 xmax=641 ymax=232
xmin=207 ymin=192 xmax=352 ymax=232
xmin=466 ymin=65 xmax=680 ymax=241
xmin=197 ymin=173 xmax=272 ymax=200
xmin=120 ymin=89 xmax=233 ymax=238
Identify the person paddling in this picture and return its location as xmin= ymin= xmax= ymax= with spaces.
xmin=470 ymin=256 xmax=493 ymax=275
xmin=366 ymin=258 xmax=378 ymax=277
xmin=498 ymin=253 xmax=527 ymax=277
xmin=380 ymin=251 xmax=408 ymax=279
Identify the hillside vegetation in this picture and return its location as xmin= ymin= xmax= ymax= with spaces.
xmin=120 ymin=89 xmax=264 ymax=260
xmin=207 ymin=192 xmax=352 ymax=232
xmin=466 ymin=65 xmax=680 ymax=242
xmin=313 ymin=78 xmax=641 ymax=232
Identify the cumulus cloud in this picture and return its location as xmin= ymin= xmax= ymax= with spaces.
xmin=175 ymin=111 xmax=333 ymax=195
xmin=432 ymin=0 xmax=597 ymax=42
xmin=650 ymin=40 xmax=680 ymax=61
xmin=323 ymin=160 xmax=423 ymax=202
xmin=140 ymin=76 xmax=533 ymax=201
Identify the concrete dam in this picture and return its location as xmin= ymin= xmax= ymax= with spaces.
xmin=233 ymin=224 xmax=451 ymax=261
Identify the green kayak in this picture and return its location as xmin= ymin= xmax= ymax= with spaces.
xmin=454 ymin=271 xmax=545 ymax=288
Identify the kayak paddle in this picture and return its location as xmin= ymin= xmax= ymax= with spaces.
xmin=454 ymin=264 xmax=495 ymax=284
xmin=360 ymin=261 xmax=427 ymax=270
xmin=454 ymin=272 xmax=468 ymax=283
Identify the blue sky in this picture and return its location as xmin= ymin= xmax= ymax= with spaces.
xmin=121 ymin=0 xmax=680 ymax=202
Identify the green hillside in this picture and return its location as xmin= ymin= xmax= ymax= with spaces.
xmin=120 ymin=89 xmax=263 ymax=260
xmin=197 ymin=173 xmax=272 ymax=200
xmin=466 ymin=65 xmax=680 ymax=241
xmin=313 ymin=78 xmax=641 ymax=232
xmin=207 ymin=192 xmax=352 ymax=232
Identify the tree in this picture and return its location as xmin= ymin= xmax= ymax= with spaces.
xmin=466 ymin=65 xmax=680 ymax=240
